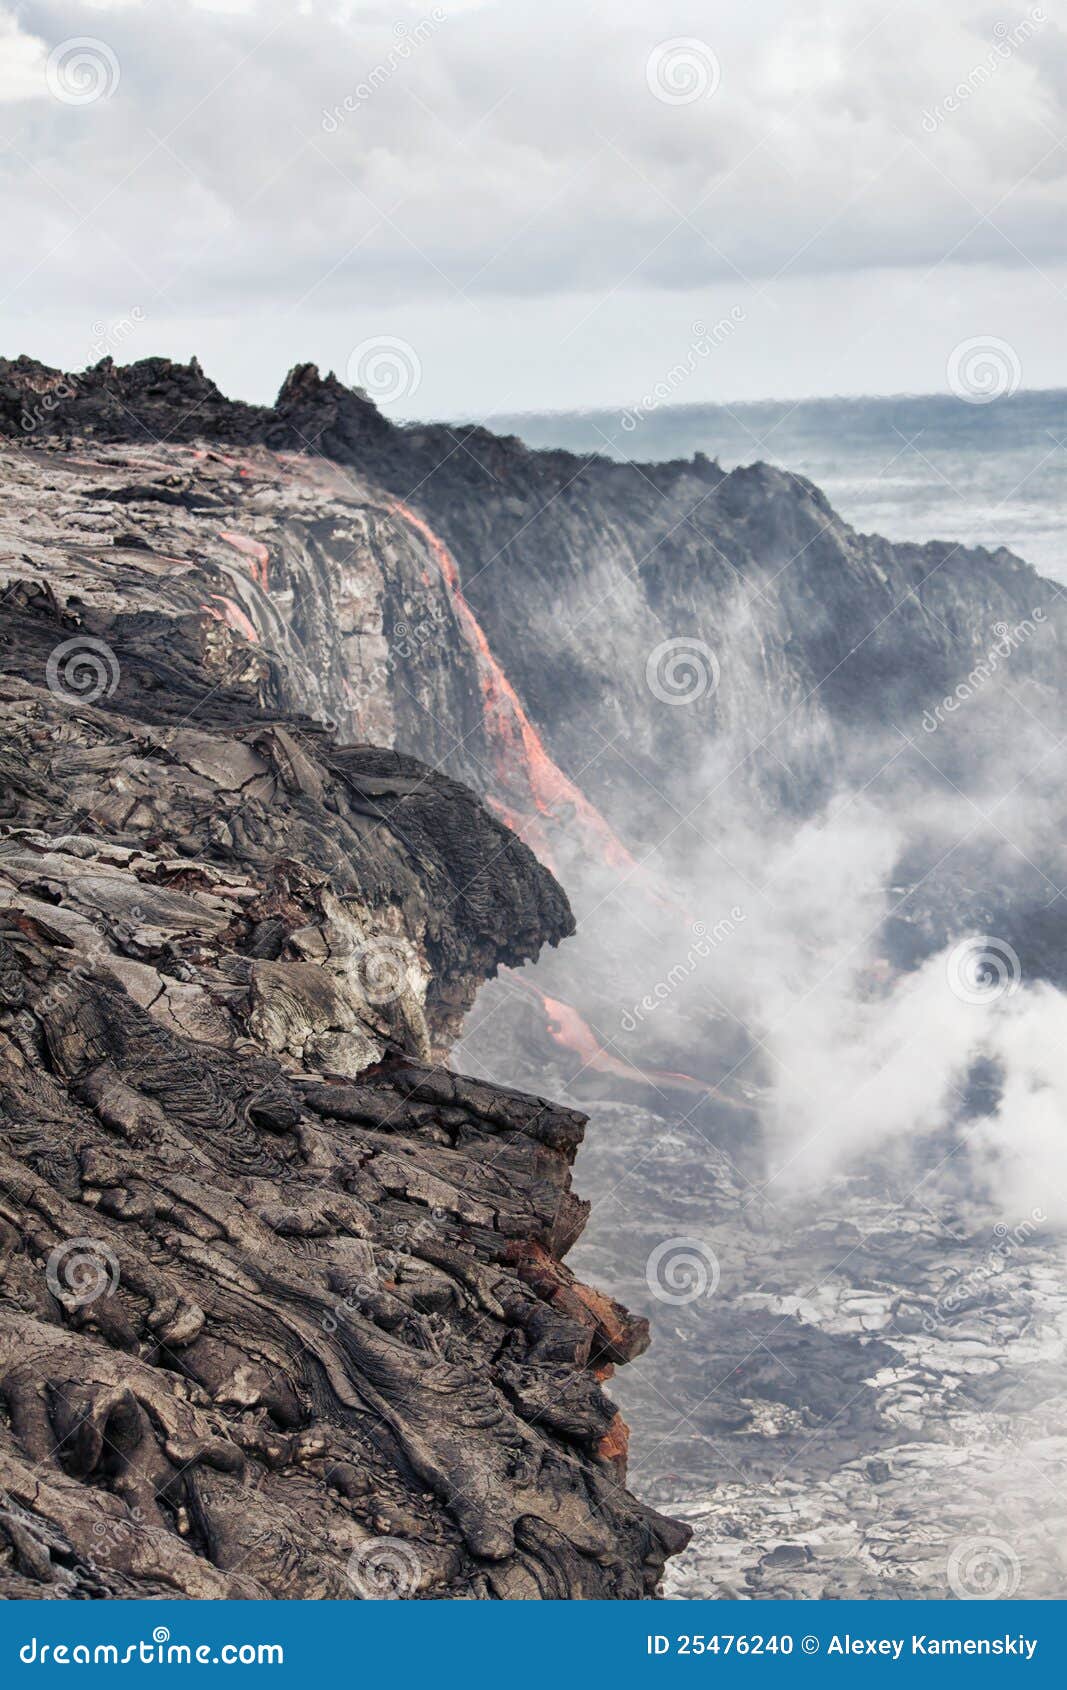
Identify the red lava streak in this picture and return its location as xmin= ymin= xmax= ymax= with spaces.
xmin=219 ymin=529 xmax=270 ymax=591
xmin=389 ymin=499 xmax=636 ymax=876
xmin=540 ymin=991 xmax=711 ymax=1096
xmin=388 ymin=503 xmax=711 ymax=1085
xmin=200 ymin=596 xmax=260 ymax=644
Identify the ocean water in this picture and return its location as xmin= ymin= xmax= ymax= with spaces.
xmin=479 ymin=389 xmax=1067 ymax=585
xmin=463 ymin=385 xmax=1067 ymax=1596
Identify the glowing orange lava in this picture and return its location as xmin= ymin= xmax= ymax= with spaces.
xmin=389 ymin=501 xmax=715 ymax=1083
xmin=389 ymin=499 xmax=636 ymax=876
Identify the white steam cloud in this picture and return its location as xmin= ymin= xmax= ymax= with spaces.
xmin=690 ymin=790 xmax=1067 ymax=1225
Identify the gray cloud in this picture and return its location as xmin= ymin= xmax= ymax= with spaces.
xmin=1 ymin=0 xmax=1065 ymax=410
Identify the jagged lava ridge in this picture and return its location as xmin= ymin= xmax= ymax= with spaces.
xmin=4 ymin=353 xmax=1060 ymax=860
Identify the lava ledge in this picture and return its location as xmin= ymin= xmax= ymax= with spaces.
xmin=0 ymin=468 xmax=687 ymax=1597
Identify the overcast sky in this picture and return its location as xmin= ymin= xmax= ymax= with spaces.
xmin=1 ymin=0 xmax=1064 ymax=417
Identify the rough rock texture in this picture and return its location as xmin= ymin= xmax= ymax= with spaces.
xmin=5 ymin=354 xmax=1058 ymax=846
xmin=4 ymin=356 xmax=1066 ymax=1604
xmin=559 ymin=1097 xmax=1067 ymax=1601
xmin=0 ymin=448 xmax=688 ymax=1597
xmin=9 ymin=356 xmax=1061 ymax=1059
xmin=5 ymin=354 xmax=1061 ymax=855
xmin=368 ymin=440 xmax=1067 ymax=838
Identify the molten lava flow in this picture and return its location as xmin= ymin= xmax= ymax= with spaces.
xmin=389 ymin=501 xmax=713 ymax=1087
xmin=389 ymin=500 xmax=636 ymax=877
xmin=539 ymin=989 xmax=716 ymax=1098
xmin=530 ymin=979 xmax=756 ymax=1111
xmin=219 ymin=529 xmax=270 ymax=591
xmin=501 ymin=973 xmax=745 ymax=1106
xmin=200 ymin=596 xmax=260 ymax=644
